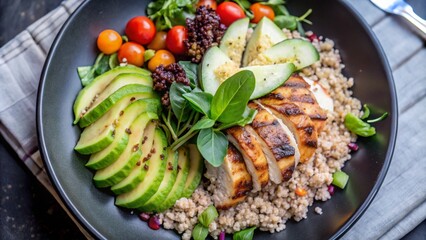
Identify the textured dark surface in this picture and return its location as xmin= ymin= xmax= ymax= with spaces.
xmin=0 ymin=0 xmax=425 ymax=240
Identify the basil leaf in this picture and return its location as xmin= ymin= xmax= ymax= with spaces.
xmin=183 ymin=92 xmax=213 ymax=117
xmin=272 ymin=5 xmax=290 ymax=16
xmin=198 ymin=205 xmax=219 ymax=227
xmin=217 ymin=107 xmax=257 ymax=130
xmin=192 ymin=223 xmax=209 ymax=240
xmin=344 ymin=113 xmax=376 ymax=137
xmin=274 ymin=15 xmax=298 ymax=30
xmin=360 ymin=104 xmax=370 ymax=120
xmin=179 ymin=61 xmax=199 ymax=88
xmin=170 ymin=82 xmax=192 ymax=123
xmin=211 ymin=70 xmax=255 ymax=124
xmin=192 ymin=118 xmax=215 ymax=131
xmin=94 ymin=53 xmax=110 ymax=75
xmin=197 ymin=128 xmax=228 ymax=167
xmin=233 ymin=227 xmax=256 ymax=240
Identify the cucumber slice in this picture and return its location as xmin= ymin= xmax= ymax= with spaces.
xmin=242 ymin=17 xmax=287 ymax=67
xmin=249 ymin=38 xmax=320 ymax=70
xmin=137 ymin=149 xmax=179 ymax=212
xmin=156 ymin=147 xmax=190 ymax=212
xmin=73 ymin=65 xmax=150 ymax=124
xmin=79 ymin=84 xmax=156 ymax=128
xmin=111 ymin=121 xmax=157 ymax=194
xmin=332 ymin=171 xmax=349 ymax=189
xmin=219 ymin=17 xmax=249 ymax=65
xmin=115 ymin=128 xmax=168 ymax=208
xmin=93 ymin=112 xmax=158 ymax=187
xmin=74 ymin=93 xmax=153 ymax=155
xmin=182 ymin=144 xmax=204 ymax=198
xmin=85 ymin=98 xmax=160 ymax=170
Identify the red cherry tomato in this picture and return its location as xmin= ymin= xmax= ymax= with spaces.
xmin=197 ymin=0 xmax=217 ymax=10
xmin=125 ymin=16 xmax=156 ymax=45
xmin=216 ymin=2 xmax=245 ymax=27
xmin=250 ymin=3 xmax=275 ymax=23
xmin=166 ymin=26 xmax=188 ymax=55
xmin=97 ymin=29 xmax=122 ymax=54
xmin=118 ymin=42 xmax=145 ymax=67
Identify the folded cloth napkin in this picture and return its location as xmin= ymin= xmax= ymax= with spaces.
xmin=0 ymin=0 xmax=424 ymax=239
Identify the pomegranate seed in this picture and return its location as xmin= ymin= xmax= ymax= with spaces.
xmin=139 ymin=212 xmax=150 ymax=222
xmin=328 ymin=185 xmax=335 ymax=196
xmin=148 ymin=216 xmax=161 ymax=230
xmin=348 ymin=142 xmax=359 ymax=151
xmin=308 ymin=33 xmax=318 ymax=42
xmin=219 ymin=231 xmax=225 ymax=240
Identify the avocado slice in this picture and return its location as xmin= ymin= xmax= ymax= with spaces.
xmin=137 ymin=149 xmax=179 ymax=212
xmin=156 ymin=147 xmax=190 ymax=213
xmin=86 ymin=98 xmax=160 ymax=170
xmin=219 ymin=17 xmax=249 ymax=66
xmin=115 ymin=128 xmax=168 ymax=208
xmin=74 ymin=92 xmax=154 ymax=155
xmin=73 ymin=65 xmax=150 ymax=124
xmin=110 ymin=121 xmax=157 ymax=194
xmin=93 ymin=112 xmax=159 ymax=187
xmin=79 ymin=84 xmax=157 ymax=128
xmin=80 ymin=73 xmax=152 ymax=122
xmin=181 ymin=144 xmax=204 ymax=198
xmin=249 ymin=38 xmax=320 ymax=70
xmin=242 ymin=17 xmax=287 ymax=67
xmin=200 ymin=46 xmax=295 ymax=99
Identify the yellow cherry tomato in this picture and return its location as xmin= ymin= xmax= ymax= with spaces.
xmin=148 ymin=50 xmax=176 ymax=72
xmin=97 ymin=29 xmax=122 ymax=54
xmin=147 ymin=31 xmax=168 ymax=50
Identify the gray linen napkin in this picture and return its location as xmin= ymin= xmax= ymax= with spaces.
xmin=0 ymin=0 xmax=424 ymax=239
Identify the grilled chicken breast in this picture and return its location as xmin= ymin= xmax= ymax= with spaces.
xmin=205 ymin=144 xmax=253 ymax=210
xmin=276 ymin=76 xmax=327 ymax=132
xmin=246 ymin=102 xmax=300 ymax=184
xmin=257 ymin=97 xmax=318 ymax=163
xmin=227 ymin=126 xmax=269 ymax=191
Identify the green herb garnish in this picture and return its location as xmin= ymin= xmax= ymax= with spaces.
xmin=192 ymin=223 xmax=209 ymax=240
xmin=344 ymin=105 xmax=388 ymax=137
xmin=233 ymin=227 xmax=256 ymax=240
xmin=198 ymin=205 xmax=219 ymax=227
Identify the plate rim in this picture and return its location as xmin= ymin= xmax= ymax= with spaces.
xmin=36 ymin=1 xmax=398 ymax=239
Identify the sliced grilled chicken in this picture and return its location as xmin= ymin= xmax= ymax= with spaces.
xmin=246 ymin=102 xmax=300 ymax=184
xmin=205 ymin=144 xmax=253 ymax=210
xmin=277 ymin=76 xmax=328 ymax=132
xmin=304 ymin=77 xmax=334 ymax=113
xmin=227 ymin=126 xmax=269 ymax=191
xmin=257 ymin=97 xmax=318 ymax=163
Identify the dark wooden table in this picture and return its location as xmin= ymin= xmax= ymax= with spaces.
xmin=0 ymin=0 xmax=424 ymax=239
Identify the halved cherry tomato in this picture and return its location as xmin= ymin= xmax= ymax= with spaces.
xmin=250 ymin=3 xmax=275 ymax=23
xmin=125 ymin=16 xmax=156 ymax=45
xmin=148 ymin=50 xmax=176 ymax=72
xmin=118 ymin=42 xmax=145 ymax=67
xmin=147 ymin=31 xmax=167 ymax=50
xmin=166 ymin=26 xmax=188 ymax=55
xmin=216 ymin=2 xmax=245 ymax=27
xmin=197 ymin=0 xmax=217 ymax=10
xmin=97 ymin=29 xmax=122 ymax=54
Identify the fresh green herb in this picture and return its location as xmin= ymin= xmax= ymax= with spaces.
xmin=332 ymin=171 xmax=349 ymax=189
xmin=360 ymin=104 xmax=371 ymax=119
xmin=197 ymin=128 xmax=229 ymax=167
xmin=210 ymin=70 xmax=255 ymax=123
xmin=233 ymin=227 xmax=256 ymax=240
xmin=192 ymin=223 xmax=209 ymax=240
xmin=121 ymin=35 xmax=129 ymax=42
xmin=344 ymin=113 xmax=376 ymax=137
xmin=274 ymin=9 xmax=312 ymax=31
xmin=233 ymin=0 xmax=254 ymax=18
xmin=147 ymin=0 xmax=196 ymax=31
xmin=170 ymin=82 xmax=192 ymax=124
xmin=179 ymin=61 xmax=199 ymax=88
xmin=367 ymin=112 xmax=388 ymax=123
xmin=216 ymin=107 xmax=257 ymax=131
xmin=77 ymin=53 xmax=111 ymax=86
xmin=77 ymin=66 xmax=92 ymax=80
xmin=144 ymin=49 xmax=156 ymax=62
xmin=271 ymin=4 xmax=290 ymax=16
xmin=198 ymin=205 xmax=219 ymax=227
xmin=183 ymin=91 xmax=213 ymax=117
xmin=94 ymin=53 xmax=110 ymax=75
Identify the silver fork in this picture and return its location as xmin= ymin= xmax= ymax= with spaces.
xmin=370 ymin=0 xmax=426 ymax=40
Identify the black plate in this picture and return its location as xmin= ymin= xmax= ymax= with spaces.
xmin=37 ymin=0 xmax=398 ymax=239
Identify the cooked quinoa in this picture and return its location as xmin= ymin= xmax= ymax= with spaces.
xmin=159 ymin=29 xmax=361 ymax=239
